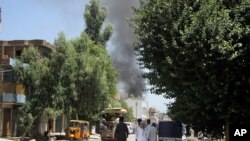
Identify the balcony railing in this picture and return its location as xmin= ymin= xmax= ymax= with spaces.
xmin=2 ymin=93 xmax=26 ymax=104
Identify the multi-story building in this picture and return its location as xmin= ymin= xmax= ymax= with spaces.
xmin=0 ymin=40 xmax=53 ymax=137
xmin=125 ymin=97 xmax=148 ymax=119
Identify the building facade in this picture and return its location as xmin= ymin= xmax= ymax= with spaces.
xmin=148 ymin=107 xmax=159 ymax=123
xmin=0 ymin=40 xmax=53 ymax=137
xmin=125 ymin=98 xmax=148 ymax=119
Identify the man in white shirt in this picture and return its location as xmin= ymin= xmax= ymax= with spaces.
xmin=135 ymin=118 xmax=142 ymax=141
xmin=145 ymin=119 xmax=151 ymax=140
xmin=148 ymin=122 xmax=157 ymax=141
xmin=137 ymin=121 xmax=147 ymax=141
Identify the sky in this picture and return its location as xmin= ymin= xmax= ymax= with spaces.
xmin=0 ymin=0 xmax=170 ymax=113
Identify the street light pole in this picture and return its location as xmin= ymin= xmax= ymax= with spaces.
xmin=136 ymin=101 xmax=138 ymax=119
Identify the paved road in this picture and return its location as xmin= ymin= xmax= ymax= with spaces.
xmin=0 ymin=134 xmax=135 ymax=141
xmin=88 ymin=133 xmax=135 ymax=141
xmin=127 ymin=134 xmax=136 ymax=141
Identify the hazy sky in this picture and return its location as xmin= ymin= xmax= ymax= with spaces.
xmin=0 ymin=0 xmax=170 ymax=113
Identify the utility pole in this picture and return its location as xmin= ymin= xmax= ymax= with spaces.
xmin=136 ymin=101 xmax=138 ymax=119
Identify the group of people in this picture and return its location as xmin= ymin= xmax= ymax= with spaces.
xmin=114 ymin=117 xmax=157 ymax=141
xmin=135 ymin=119 xmax=157 ymax=141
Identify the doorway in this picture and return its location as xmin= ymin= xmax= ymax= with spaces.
xmin=3 ymin=108 xmax=11 ymax=137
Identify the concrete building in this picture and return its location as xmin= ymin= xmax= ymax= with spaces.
xmin=158 ymin=113 xmax=172 ymax=121
xmin=148 ymin=107 xmax=159 ymax=123
xmin=0 ymin=40 xmax=54 ymax=137
xmin=125 ymin=98 xmax=148 ymax=119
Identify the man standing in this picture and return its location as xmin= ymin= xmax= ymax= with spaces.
xmin=114 ymin=116 xmax=129 ymax=141
xmin=148 ymin=123 xmax=157 ymax=141
xmin=137 ymin=121 xmax=148 ymax=141
xmin=135 ymin=118 xmax=142 ymax=141
xmin=145 ymin=119 xmax=151 ymax=140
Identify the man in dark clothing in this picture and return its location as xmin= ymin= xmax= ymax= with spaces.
xmin=114 ymin=116 xmax=129 ymax=141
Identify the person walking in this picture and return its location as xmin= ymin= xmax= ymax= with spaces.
xmin=145 ymin=119 xmax=151 ymax=140
xmin=114 ymin=116 xmax=129 ymax=141
xmin=135 ymin=118 xmax=142 ymax=141
xmin=148 ymin=122 xmax=157 ymax=141
xmin=137 ymin=121 xmax=148 ymax=141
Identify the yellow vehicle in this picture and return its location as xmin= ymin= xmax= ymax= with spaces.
xmin=100 ymin=108 xmax=127 ymax=141
xmin=66 ymin=120 xmax=90 ymax=140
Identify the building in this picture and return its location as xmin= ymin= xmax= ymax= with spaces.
xmin=158 ymin=113 xmax=172 ymax=121
xmin=125 ymin=98 xmax=148 ymax=119
xmin=0 ymin=40 xmax=53 ymax=137
xmin=148 ymin=107 xmax=159 ymax=123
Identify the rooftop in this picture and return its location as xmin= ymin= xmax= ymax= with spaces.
xmin=0 ymin=39 xmax=54 ymax=49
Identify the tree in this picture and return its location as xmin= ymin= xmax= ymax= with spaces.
xmin=70 ymin=32 xmax=118 ymax=123
xmin=14 ymin=0 xmax=118 ymax=137
xmin=109 ymin=97 xmax=135 ymax=121
xmin=14 ymin=32 xmax=118 ymax=138
xmin=132 ymin=0 xmax=250 ymax=139
xmin=13 ymin=47 xmax=62 ymax=139
xmin=47 ymin=32 xmax=78 ymax=119
xmin=76 ymin=0 xmax=118 ymax=123
xmin=84 ymin=0 xmax=113 ymax=45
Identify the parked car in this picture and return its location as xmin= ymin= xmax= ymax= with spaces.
xmin=124 ymin=122 xmax=134 ymax=134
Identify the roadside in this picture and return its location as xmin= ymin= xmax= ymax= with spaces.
xmin=0 ymin=138 xmax=17 ymax=141
xmin=0 ymin=139 xmax=13 ymax=141
xmin=0 ymin=134 xmax=100 ymax=141
xmin=89 ymin=133 xmax=100 ymax=140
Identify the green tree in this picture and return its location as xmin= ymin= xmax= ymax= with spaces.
xmin=13 ymin=47 xmax=61 ymax=140
xmin=121 ymin=100 xmax=134 ymax=121
xmin=70 ymin=32 xmax=118 ymax=123
xmin=84 ymin=0 xmax=113 ymax=45
xmin=14 ymin=0 xmax=118 ymax=137
xmin=110 ymin=97 xmax=134 ymax=121
xmin=14 ymin=32 xmax=118 ymax=138
xmin=48 ymin=32 xmax=78 ymax=119
xmin=75 ymin=0 xmax=118 ymax=123
xmin=132 ymin=0 xmax=250 ymax=139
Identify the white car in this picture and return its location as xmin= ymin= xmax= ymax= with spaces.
xmin=125 ymin=122 xmax=134 ymax=134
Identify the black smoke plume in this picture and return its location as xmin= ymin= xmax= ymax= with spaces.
xmin=102 ymin=0 xmax=145 ymax=97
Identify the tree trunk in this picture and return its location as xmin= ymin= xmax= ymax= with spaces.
xmin=20 ymin=111 xmax=44 ymax=141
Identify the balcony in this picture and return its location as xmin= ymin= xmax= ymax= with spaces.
xmin=2 ymin=93 xmax=26 ymax=104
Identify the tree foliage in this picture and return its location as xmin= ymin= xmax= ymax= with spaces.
xmin=14 ymin=0 xmax=118 ymax=137
xmin=13 ymin=47 xmax=61 ymax=139
xmin=110 ymin=97 xmax=135 ymax=121
xmin=70 ymin=32 xmax=118 ymax=123
xmin=132 ymin=0 xmax=250 ymax=137
xmin=84 ymin=0 xmax=113 ymax=45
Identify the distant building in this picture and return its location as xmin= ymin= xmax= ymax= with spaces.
xmin=125 ymin=98 xmax=148 ymax=119
xmin=148 ymin=107 xmax=159 ymax=123
xmin=158 ymin=113 xmax=172 ymax=121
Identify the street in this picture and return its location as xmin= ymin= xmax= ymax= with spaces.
xmin=127 ymin=134 xmax=136 ymax=141
xmin=88 ymin=134 xmax=135 ymax=141
xmin=57 ymin=134 xmax=135 ymax=141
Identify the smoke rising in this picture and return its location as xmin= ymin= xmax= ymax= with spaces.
xmin=102 ymin=0 xmax=146 ymax=97
xmin=32 ymin=0 xmax=145 ymax=97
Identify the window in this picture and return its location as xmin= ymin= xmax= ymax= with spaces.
xmin=16 ymin=50 xmax=22 ymax=57
xmin=3 ymin=71 xmax=15 ymax=82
